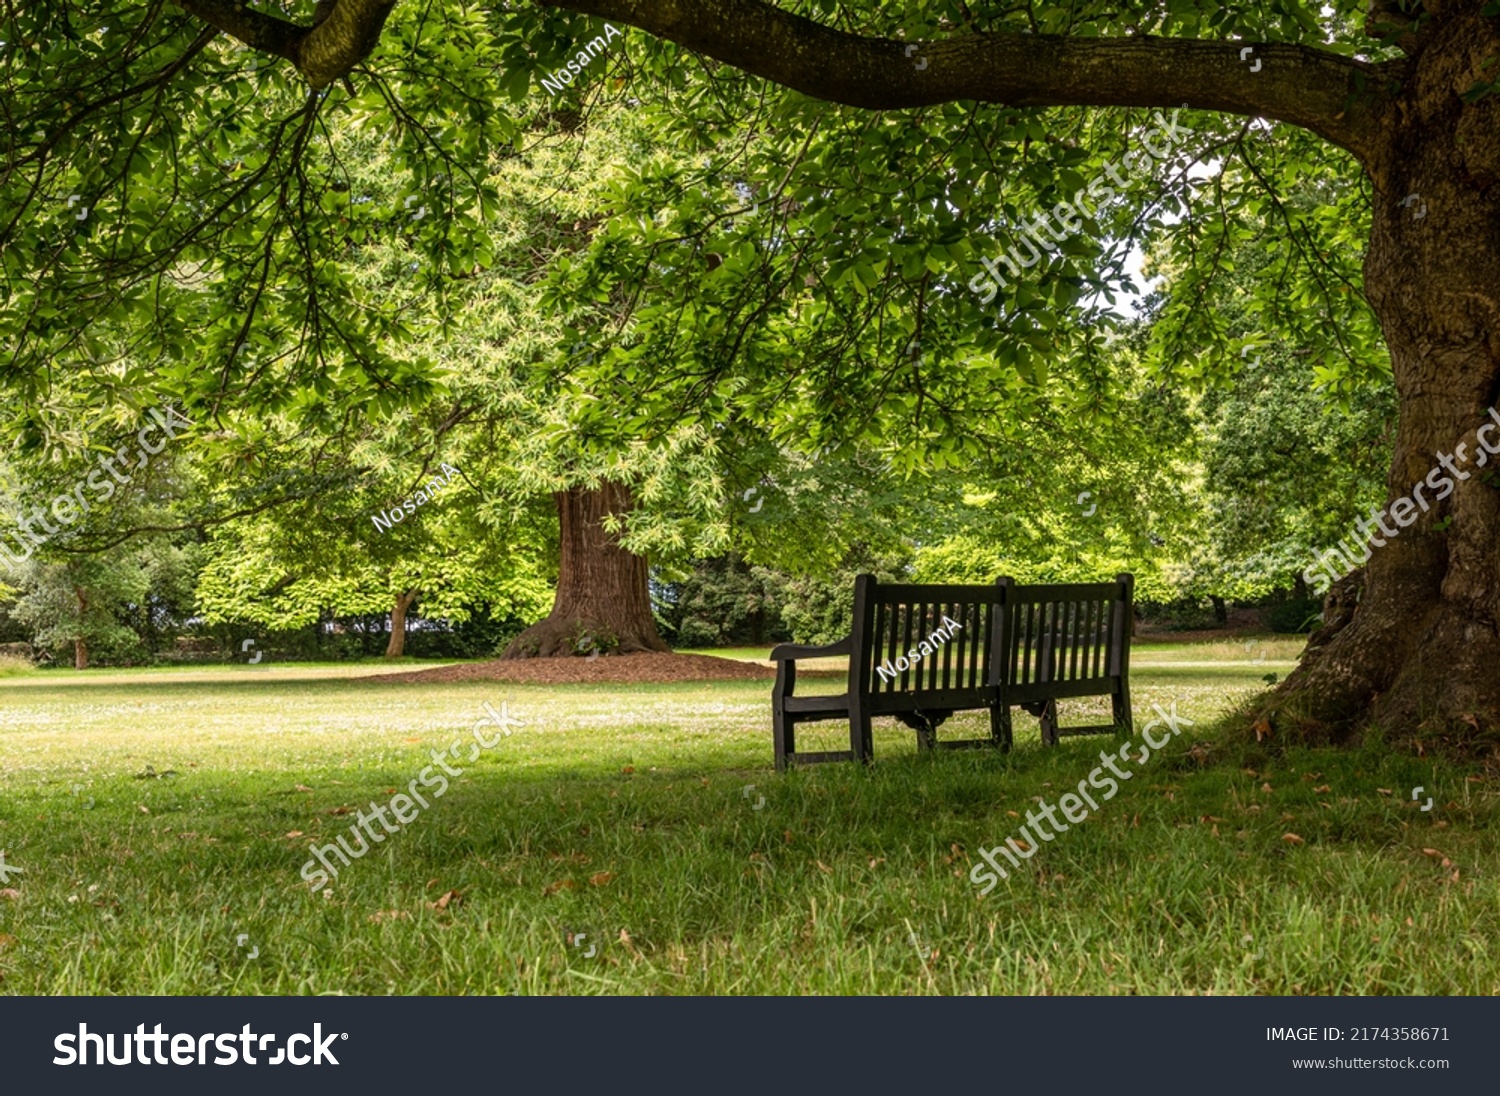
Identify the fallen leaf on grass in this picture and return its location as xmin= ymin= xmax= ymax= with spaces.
xmin=138 ymin=805 xmax=149 ymax=814
xmin=327 ymin=806 xmax=351 ymax=816
xmin=1200 ymin=815 xmax=1225 ymax=823
xmin=294 ymin=784 xmax=313 ymax=792
xmin=1282 ymin=833 xmax=1305 ymax=845
xmin=1261 ymin=783 xmax=1273 ymax=793
xmin=868 ymin=857 xmax=886 ymax=870
xmin=621 ymin=766 xmax=635 ymax=774
xmin=283 ymin=831 xmax=304 ymax=839
xmin=814 ymin=860 xmax=833 ymax=874
xmin=1253 ymin=719 xmax=1272 ymax=742
xmin=1377 ymin=788 xmax=1393 ymax=796
xmin=1005 ymin=810 xmax=1020 ymax=818
xmin=1313 ymin=784 xmax=1331 ymax=793
xmin=429 ymin=890 xmax=462 ymax=911
xmin=589 ymin=871 xmax=615 ymax=887
xmin=1420 ymin=847 xmax=1445 ymax=858
xmin=542 ymin=880 xmax=576 ymax=897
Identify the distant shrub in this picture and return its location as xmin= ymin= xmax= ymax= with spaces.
xmin=1268 ymin=597 xmax=1323 ymax=634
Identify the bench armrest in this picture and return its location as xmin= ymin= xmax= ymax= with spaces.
xmin=769 ymin=635 xmax=853 ymax=662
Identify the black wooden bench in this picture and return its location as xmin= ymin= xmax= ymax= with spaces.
xmin=769 ymin=573 xmax=1133 ymax=768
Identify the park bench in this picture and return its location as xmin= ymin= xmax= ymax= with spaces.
xmin=769 ymin=573 xmax=1134 ymax=769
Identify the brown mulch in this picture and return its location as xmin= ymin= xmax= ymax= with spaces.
xmin=365 ymin=651 xmax=778 ymax=686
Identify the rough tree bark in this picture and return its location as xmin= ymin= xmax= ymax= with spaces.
xmin=385 ymin=589 xmax=417 ymax=659
xmin=1270 ymin=7 xmax=1500 ymax=737
xmin=501 ymin=481 xmax=670 ymax=659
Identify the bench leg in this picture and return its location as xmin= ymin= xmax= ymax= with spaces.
xmin=849 ymin=709 xmax=873 ymax=764
xmin=1111 ymin=683 xmax=1133 ymax=736
xmin=773 ymin=709 xmax=795 ymax=772
xmin=1039 ymin=699 xmax=1059 ymax=746
xmin=990 ymin=704 xmax=1013 ymax=753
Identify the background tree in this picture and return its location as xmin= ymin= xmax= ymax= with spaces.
xmin=5 ymin=0 xmax=1498 ymax=735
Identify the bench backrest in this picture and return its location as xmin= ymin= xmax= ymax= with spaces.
xmin=851 ymin=576 xmax=1004 ymax=715
xmin=995 ymin=574 xmax=1134 ymax=705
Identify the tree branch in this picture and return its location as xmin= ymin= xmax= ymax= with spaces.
xmin=174 ymin=0 xmax=397 ymax=87
xmin=541 ymin=0 xmax=1397 ymax=161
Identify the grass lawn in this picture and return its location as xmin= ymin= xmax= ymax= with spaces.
xmin=0 ymin=635 xmax=1494 ymax=995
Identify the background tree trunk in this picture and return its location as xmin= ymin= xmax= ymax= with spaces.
xmin=385 ymin=589 xmax=417 ymax=659
xmin=501 ymin=481 xmax=670 ymax=658
xmin=74 ymin=587 xmax=88 ymax=670
xmin=1274 ymin=9 xmax=1500 ymax=739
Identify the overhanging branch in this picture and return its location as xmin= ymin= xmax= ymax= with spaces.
xmin=541 ymin=0 xmax=1397 ymax=161
xmin=175 ymin=0 xmax=396 ymax=87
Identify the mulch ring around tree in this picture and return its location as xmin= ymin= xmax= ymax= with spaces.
xmin=365 ymin=651 xmax=778 ymax=685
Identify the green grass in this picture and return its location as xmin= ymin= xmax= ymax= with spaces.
xmin=0 ymin=636 xmax=1495 ymax=995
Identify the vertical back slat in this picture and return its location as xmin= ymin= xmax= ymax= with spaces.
xmin=885 ymin=597 xmax=900 ymax=688
xmin=1069 ymin=600 xmax=1083 ymax=681
xmin=900 ymin=599 xmax=915 ymax=689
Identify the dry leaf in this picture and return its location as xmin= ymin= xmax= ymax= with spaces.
xmin=1377 ymin=788 xmax=1393 ymax=796
xmin=1261 ymin=783 xmax=1273 ymax=793
xmin=1253 ymin=719 xmax=1272 ymax=742
xmin=294 ymin=784 xmax=313 ymax=792
xmin=284 ymin=831 xmax=304 ymax=839
xmin=1421 ymin=848 xmax=1444 ymax=858
xmin=1011 ymin=839 xmax=1031 ymax=853
xmin=1200 ymin=815 xmax=1225 ymax=823
xmin=1005 ymin=810 xmax=1020 ymax=818
xmin=1282 ymin=833 xmax=1305 ymax=845
xmin=542 ymin=880 xmax=576 ymax=897
xmin=430 ymin=889 xmax=461 ymax=910
xmin=621 ymin=766 xmax=635 ymax=774
xmin=138 ymin=805 xmax=149 ymax=814
xmin=1313 ymin=784 xmax=1331 ymax=793
xmin=589 ymin=871 xmax=615 ymax=887
xmin=868 ymin=857 xmax=886 ymax=870
xmin=815 ymin=860 xmax=833 ymax=874
xmin=783 ymin=829 xmax=794 ymax=844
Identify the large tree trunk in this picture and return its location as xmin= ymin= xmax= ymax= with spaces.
xmin=385 ymin=589 xmax=417 ymax=659
xmin=500 ymin=481 xmax=670 ymax=659
xmin=1273 ymin=9 xmax=1500 ymax=740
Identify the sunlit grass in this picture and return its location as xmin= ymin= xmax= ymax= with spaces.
xmin=0 ymin=637 xmax=1494 ymax=995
